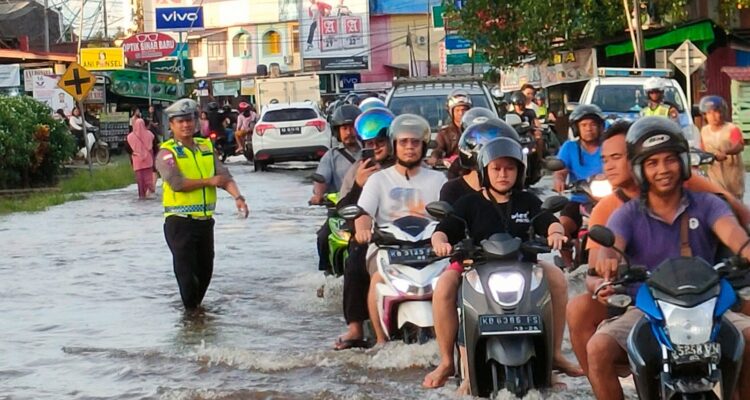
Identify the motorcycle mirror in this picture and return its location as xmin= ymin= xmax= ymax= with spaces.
xmin=543 ymin=157 xmax=566 ymax=171
xmin=565 ymin=102 xmax=579 ymax=113
xmin=338 ymin=205 xmax=364 ymax=220
xmin=541 ymin=195 xmax=568 ymax=213
xmin=310 ymin=173 xmax=326 ymax=184
xmin=425 ymin=201 xmax=454 ymax=220
xmin=607 ymin=294 xmax=632 ymax=308
xmin=588 ymin=225 xmax=615 ymax=248
xmin=505 ymin=113 xmax=523 ymax=126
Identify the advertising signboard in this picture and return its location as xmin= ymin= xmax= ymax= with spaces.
xmin=155 ymin=6 xmax=204 ymax=30
xmin=23 ymin=68 xmax=54 ymax=92
xmin=122 ymin=32 xmax=177 ymax=61
xmin=299 ymin=0 xmax=369 ymax=71
xmin=80 ymin=48 xmax=126 ymax=71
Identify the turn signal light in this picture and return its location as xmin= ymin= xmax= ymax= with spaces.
xmin=305 ymin=119 xmax=327 ymax=132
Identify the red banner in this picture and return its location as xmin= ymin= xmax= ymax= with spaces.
xmin=121 ymin=33 xmax=177 ymax=62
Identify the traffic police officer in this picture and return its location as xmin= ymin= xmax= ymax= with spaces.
xmin=155 ymin=98 xmax=249 ymax=310
xmin=640 ymin=77 xmax=671 ymax=117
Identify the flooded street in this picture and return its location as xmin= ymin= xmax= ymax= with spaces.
xmin=0 ymin=159 xmax=626 ymax=400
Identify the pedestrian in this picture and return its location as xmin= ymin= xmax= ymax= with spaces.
xmin=154 ymin=98 xmax=250 ymax=311
xmin=699 ymin=95 xmax=745 ymax=200
xmin=126 ymin=118 xmax=156 ymax=199
xmin=129 ymin=106 xmax=142 ymax=131
xmin=199 ymin=111 xmax=210 ymax=137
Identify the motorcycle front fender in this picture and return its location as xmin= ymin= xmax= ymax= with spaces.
xmin=397 ymin=301 xmax=433 ymax=329
xmin=485 ymin=335 xmax=535 ymax=367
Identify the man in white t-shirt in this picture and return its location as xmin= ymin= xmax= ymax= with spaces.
xmin=354 ymin=114 xmax=447 ymax=344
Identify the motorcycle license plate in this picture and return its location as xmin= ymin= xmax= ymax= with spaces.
xmin=478 ymin=314 xmax=542 ymax=335
xmin=387 ymin=247 xmax=432 ymax=264
xmin=280 ymin=126 xmax=301 ymax=135
xmin=670 ymin=343 xmax=721 ymax=364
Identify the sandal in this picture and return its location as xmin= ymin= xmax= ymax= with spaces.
xmin=333 ymin=337 xmax=371 ymax=351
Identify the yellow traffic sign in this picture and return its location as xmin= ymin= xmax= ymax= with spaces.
xmin=57 ymin=62 xmax=95 ymax=102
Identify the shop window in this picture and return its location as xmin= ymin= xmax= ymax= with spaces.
xmin=233 ymin=32 xmax=252 ymax=58
xmin=188 ymin=39 xmax=202 ymax=58
xmin=292 ymin=25 xmax=299 ymax=53
xmin=208 ymin=33 xmax=227 ymax=60
xmin=263 ymin=30 xmax=281 ymax=56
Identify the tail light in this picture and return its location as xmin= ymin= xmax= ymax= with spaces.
xmin=305 ymin=119 xmax=327 ymax=132
xmin=209 ymin=132 xmax=217 ymax=140
xmin=255 ymin=123 xmax=275 ymax=136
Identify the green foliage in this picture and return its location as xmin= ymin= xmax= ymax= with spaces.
xmin=0 ymin=95 xmax=75 ymax=188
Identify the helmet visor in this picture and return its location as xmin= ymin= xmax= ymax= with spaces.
xmin=355 ymin=109 xmax=394 ymax=141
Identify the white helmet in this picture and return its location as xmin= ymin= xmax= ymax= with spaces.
xmin=643 ymin=77 xmax=667 ymax=92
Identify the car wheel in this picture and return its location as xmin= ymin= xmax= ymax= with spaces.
xmin=253 ymin=160 xmax=266 ymax=172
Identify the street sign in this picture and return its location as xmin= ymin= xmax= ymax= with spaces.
xmin=121 ymin=32 xmax=177 ymax=62
xmin=669 ymin=40 xmax=707 ymax=76
xmin=57 ymin=63 xmax=94 ymax=102
xmin=155 ymin=6 xmax=204 ymax=31
xmin=80 ymin=48 xmax=125 ymax=71
xmin=432 ymin=5 xmax=444 ymax=28
xmin=445 ymin=34 xmax=472 ymax=50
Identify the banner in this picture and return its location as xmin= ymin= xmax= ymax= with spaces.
xmin=240 ymin=78 xmax=255 ymax=95
xmin=23 ymin=68 xmax=54 ymax=92
xmin=80 ymin=48 xmax=126 ymax=71
xmin=107 ymin=69 xmax=180 ymax=101
xmin=500 ymin=48 xmax=596 ymax=92
xmin=299 ymin=0 xmax=369 ymax=71
xmin=212 ymin=80 xmax=240 ymax=96
xmin=32 ymin=75 xmax=75 ymax=113
xmin=150 ymin=59 xmax=194 ymax=79
xmin=0 ymin=64 xmax=20 ymax=88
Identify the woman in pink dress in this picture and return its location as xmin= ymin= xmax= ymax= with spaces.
xmin=127 ymin=118 xmax=156 ymax=199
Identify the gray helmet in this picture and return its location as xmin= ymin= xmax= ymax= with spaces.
xmin=447 ymin=89 xmax=473 ymax=121
xmin=626 ymin=116 xmax=690 ymax=186
xmin=460 ymin=107 xmax=498 ymax=131
xmin=388 ymin=114 xmax=431 ymax=143
xmin=476 ymin=137 xmax=526 ymax=190
xmin=570 ymin=104 xmax=605 ymax=137
xmin=459 ymin=119 xmax=521 ymax=169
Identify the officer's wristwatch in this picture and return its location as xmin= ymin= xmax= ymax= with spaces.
xmin=235 ymin=195 xmax=246 ymax=202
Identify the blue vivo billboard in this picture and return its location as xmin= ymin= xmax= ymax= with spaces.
xmin=155 ymin=7 xmax=204 ymax=31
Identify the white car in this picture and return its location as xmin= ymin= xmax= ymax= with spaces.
xmin=251 ymin=102 xmax=332 ymax=171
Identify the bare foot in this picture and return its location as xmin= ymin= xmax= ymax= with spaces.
xmin=553 ymin=354 xmax=584 ymax=377
xmin=422 ymin=362 xmax=454 ymax=389
xmin=456 ymin=378 xmax=471 ymax=395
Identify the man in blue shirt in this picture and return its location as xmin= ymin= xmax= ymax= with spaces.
xmin=553 ymin=104 xmax=605 ymax=264
xmin=587 ymin=117 xmax=750 ymax=400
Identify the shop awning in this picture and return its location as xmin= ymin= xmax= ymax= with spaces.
xmin=605 ymin=20 xmax=715 ymax=58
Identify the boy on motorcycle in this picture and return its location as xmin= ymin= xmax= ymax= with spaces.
xmin=423 ymin=135 xmax=581 ymax=393
xmin=567 ymin=120 xmax=750 ymax=374
xmin=333 ymin=107 xmax=395 ymax=350
xmin=354 ymin=114 xmax=447 ymax=344
xmin=553 ymin=104 xmax=605 ymax=266
xmin=587 ymin=117 xmax=750 ymax=400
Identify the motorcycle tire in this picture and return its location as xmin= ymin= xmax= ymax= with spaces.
xmin=93 ymin=144 xmax=110 ymax=165
xmin=492 ymin=362 xmax=532 ymax=398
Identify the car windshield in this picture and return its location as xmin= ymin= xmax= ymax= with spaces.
xmin=389 ymin=94 xmax=491 ymax=131
xmin=591 ymin=85 xmax=686 ymax=114
xmin=263 ymin=108 xmax=318 ymax=122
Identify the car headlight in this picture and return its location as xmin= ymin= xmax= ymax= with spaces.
xmin=590 ymin=178 xmax=613 ymax=199
xmin=658 ymin=298 xmax=716 ymax=345
xmin=465 ymin=269 xmax=484 ymax=294
xmin=487 ymin=272 xmax=525 ymax=307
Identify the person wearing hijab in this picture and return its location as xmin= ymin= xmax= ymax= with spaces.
xmin=127 ymin=118 xmax=156 ymax=199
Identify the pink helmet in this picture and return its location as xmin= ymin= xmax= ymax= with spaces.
xmin=239 ymin=102 xmax=250 ymax=111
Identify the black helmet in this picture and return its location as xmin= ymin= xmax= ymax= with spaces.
xmin=569 ymin=104 xmax=605 ymax=137
xmin=459 ymin=119 xmax=520 ymax=168
xmin=476 ymin=137 xmax=526 ymax=190
xmin=460 ymin=107 xmax=497 ymax=131
xmin=626 ymin=116 xmax=690 ymax=186
xmin=206 ymin=102 xmax=220 ymax=112
xmin=331 ymin=104 xmax=362 ymax=141
xmin=510 ymin=91 xmax=526 ymax=106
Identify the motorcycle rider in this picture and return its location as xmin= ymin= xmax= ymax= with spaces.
xmin=566 ymin=120 xmax=750 ymax=374
xmin=587 ymin=117 xmax=750 ymax=400
xmin=427 ymin=89 xmax=472 ymax=172
xmin=424 ymin=135 xmax=582 ymax=393
xmin=333 ymin=107 xmax=395 ymax=350
xmin=521 ymin=83 xmax=538 ymax=113
xmin=553 ymin=104 xmax=605 ymax=266
xmin=312 ymin=104 xmax=362 ymax=273
xmin=640 ymin=77 xmax=671 ymax=117
xmin=354 ymin=114 xmax=447 ymax=344
xmin=234 ymin=102 xmax=257 ymax=155
xmin=206 ymin=102 xmax=228 ymax=139
xmin=699 ymin=95 xmax=745 ymax=200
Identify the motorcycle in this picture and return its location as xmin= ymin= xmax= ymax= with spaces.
xmin=505 ymin=113 xmax=543 ymax=187
xmin=538 ymin=118 xmax=560 ymax=156
xmin=589 ymin=225 xmax=749 ymax=400
xmin=425 ymin=195 xmax=569 ymax=398
xmin=338 ymin=205 xmax=449 ymax=344
xmin=77 ymin=126 xmax=110 ymax=166
xmin=208 ymin=129 xmax=235 ymax=162
xmin=311 ymin=173 xmax=351 ymax=277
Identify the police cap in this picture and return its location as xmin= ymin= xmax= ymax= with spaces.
xmin=165 ymin=99 xmax=198 ymax=120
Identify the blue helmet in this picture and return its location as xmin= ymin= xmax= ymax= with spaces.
xmin=354 ymin=108 xmax=395 ymax=143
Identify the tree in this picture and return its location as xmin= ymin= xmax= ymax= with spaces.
xmin=443 ymin=0 xmax=750 ymax=68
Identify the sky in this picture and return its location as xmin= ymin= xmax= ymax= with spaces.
xmin=42 ymin=0 xmax=133 ymax=40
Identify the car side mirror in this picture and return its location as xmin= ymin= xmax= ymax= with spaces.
xmin=541 ymin=195 xmax=568 ymax=213
xmin=588 ymin=225 xmax=615 ymax=248
xmin=426 ymin=201 xmax=454 ymax=220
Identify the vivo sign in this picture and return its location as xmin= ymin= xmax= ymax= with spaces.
xmin=155 ymin=7 xmax=204 ymax=31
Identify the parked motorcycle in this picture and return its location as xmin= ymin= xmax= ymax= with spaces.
xmin=339 ymin=205 xmax=449 ymax=344
xmin=589 ymin=225 xmax=749 ymax=400
xmin=505 ymin=114 xmax=543 ymax=187
xmin=426 ymin=195 xmax=569 ymax=398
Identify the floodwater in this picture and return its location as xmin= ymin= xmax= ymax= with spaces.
xmin=0 ymin=159 xmax=635 ymax=399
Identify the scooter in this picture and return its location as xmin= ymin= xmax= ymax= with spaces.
xmin=426 ymin=195 xmax=569 ymax=398
xmin=209 ymin=129 xmax=234 ymax=162
xmin=310 ymin=173 xmax=351 ymax=277
xmin=77 ymin=127 xmax=110 ymax=166
xmin=589 ymin=225 xmax=749 ymax=400
xmin=339 ymin=205 xmax=449 ymax=344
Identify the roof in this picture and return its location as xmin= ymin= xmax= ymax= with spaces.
xmin=391 ymin=81 xmax=487 ymax=96
xmin=263 ymin=101 xmax=318 ymax=110
xmin=722 ymin=67 xmax=750 ymax=81
xmin=0 ymin=48 xmax=76 ymax=63
xmin=0 ymin=1 xmax=35 ymax=21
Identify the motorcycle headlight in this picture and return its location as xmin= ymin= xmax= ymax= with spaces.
xmin=384 ymin=265 xmax=435 ymax=296
xmin=487 ymin=272 xmax=525 ymax=307
xmin=590 ymin=178 xmax=613 ymax=199
xmin=465 ymin=269 xmax=484 ymax=294
xmin=658 ymin=298 xmax=716 ymax=345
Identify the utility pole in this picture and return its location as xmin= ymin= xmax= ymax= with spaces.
xmin=426 ymin=1 xmax=431 ymax=76
xmin=633 ymin=0 xmax=646 ymax=67
xmin=102 ymin=0 xmax=108 ymax=38
xmin=43 ymin=0 xmax=49 ymax=52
